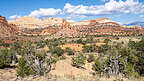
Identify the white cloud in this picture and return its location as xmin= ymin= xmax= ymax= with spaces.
xmin=9 ymin=15 xmax=21 ymax=20
xmin=9 ymin=0 xmax=144 ymax=20
xmin=63 ymin=0 xmax=144 ymax=17
xmin=29 ymin=8 xmax=62 ymax=18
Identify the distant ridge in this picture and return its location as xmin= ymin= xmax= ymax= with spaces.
xmin=124 ymin=21 xmax=144 ymax=27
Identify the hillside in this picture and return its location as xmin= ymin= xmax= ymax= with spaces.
xmin=0 ymin=16 xmax=19 ymax=38
xmin=6 ymin=16 xmax=144 ymax=37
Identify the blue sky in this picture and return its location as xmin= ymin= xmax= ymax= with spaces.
xmin=0 ymin=0 xmax=144 ymax=24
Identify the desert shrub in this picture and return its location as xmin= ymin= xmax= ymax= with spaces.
xmin=124 ymin=63 xmax=140 ymax=78
xmin=71 ymin=53 xmax=86 ymax=68
xmin=92 ymin=58 xmax=103 ymax=74
xmin=0 ymin=48 xmax=16 ymax=68
xmin=116 ymin=37 xmax=119 ymax=40
xmin=86 ymin=36 xmax=94 ymax=43
xmin=76 ymin=38 xmax=85 ymax=45
xmin=36 ymin=41 xmax=46 ymax=48
xmin=65 ymin=47 xmax=75 ymax=55
xmin=45 ymin=38 xmax=63 ymax=48
xmin=50 ymin=47 xmax=64 ymax=56
xmin=104 ymin=39 xmax=111 ymax=44
xmin=82 ymin=44 xmax=97 ymax=53
xmin=17 ymin=57 xmax=35 ymax=77
xmin=16 ymin=41 xmax=55 ymax=77
xmin=97 ymin=44 xmax=110 ymax=53
xmin=128 ymin=40 xmax=136 ymax=49
xmin=92 ymin=43 xmax=140 ymax=78
xmin=76 ymin=38 xmax=83 ymax=44
xmin=135 ymin=52 xmax=144 ymax=76
xmin=59 ymin=55 xmax=66 ymax=60
xmin=87 ymin=54 xmax=95 ymax=63
xmin=128 ymin=38 xmax=144 ymax=76
xmin=95 ymin=39 xmax=100 ymax=43
xmin=0 ymin=43 xmax=10 ymax=47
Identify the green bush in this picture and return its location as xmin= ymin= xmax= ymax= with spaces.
xmin=71 ymin=53 xmax=86 ymax=67
xmin=50 ymin=47 xmax=64 ymax=56
xmin=76 ymin=38 xmax=85 ymax=45
xmin=17 ymin=57 xmax=35 ymax=77
xmin=0 ymin=48 xmax=15 ymax=68
xmin=59 ymin=55 xmax=66 ymax=60
xmin=87 ymin=54 xmax=95 ymax=63
xmin=104 ymin=39 xmax=111 ymax=44
xmin=92 ymin=58 xmax=103 ymax=73
xmin=86 ymin=36 xmax=94 ymax=43
xmin=65 ymin=47 xmax=75 ymax=55
xmin=0 ymin=43 xmax=10 ymax=47
xmin=82 ymin=44 xmax=97 ymax=53
xmin=92 ymin=43 xmax=141 ymax=78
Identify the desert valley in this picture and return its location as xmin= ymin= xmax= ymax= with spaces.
xmin=0 ymin=14 xmax=144 ymax=81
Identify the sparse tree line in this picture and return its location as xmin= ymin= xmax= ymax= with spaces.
xmin=0 ymin=37 xmax=144 ymax=79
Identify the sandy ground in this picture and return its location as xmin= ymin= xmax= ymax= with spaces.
xmin=0 ymin=68 xmax=17 ymax=81
xmin=50 ymin=55 xmax=93 ymax=77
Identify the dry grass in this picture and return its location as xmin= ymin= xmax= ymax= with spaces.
xmin=60 ymin=43 xmax=106 ymax=52
xmin=60 ymin=44 xmax=83 ymax=51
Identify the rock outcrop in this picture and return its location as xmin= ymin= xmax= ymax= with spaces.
xmin=43 ymin=17 xmax=62 ymax=25
xmin=40 ymin=28 xmax=58 ymax=35
xmin=62 ymin=19 xmax=71 ymax=29
xmin=50 ymin=19 xmax=80 ymax=38
xmin=74 ymin=18 xmax=144 ymax=36
xmin=8 ymin=17 xmax=62 ymax=29
xmin=0 ymin=16 xmax=19 ymax=37
xmin=7 ymin=16 xmax=144 ymax=37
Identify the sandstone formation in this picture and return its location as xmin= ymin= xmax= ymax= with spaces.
xmin=43 ymin=17 xmax=62 ymax=25
xmin=8 ymin=17 xmax=62 ymax=29
xmin=50 ymin=19 xmax=80 ymax=38
xmin=70 ymin=18 xmax=116 ymax=26
xmin=7 ymin=16 xmax=144 ymax=37
xmin=0 ymin=16 xmax=19 ymax=37
xmin=52 ymin=28 xmax=80 ymax=38
xmin=62 ymin=19 xmax=71 ymax=29
xmin=69 ymin=18 xmax=144 ymax=36
xmin=40 ymin=28 xmax=58 ymax=35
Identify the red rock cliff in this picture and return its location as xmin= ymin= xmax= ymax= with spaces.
xmin=0 ymin=16 xmax=19 ymax=37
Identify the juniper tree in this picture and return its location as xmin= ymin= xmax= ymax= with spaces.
xmin=17 ymin=41 xmax=54 ymax=77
